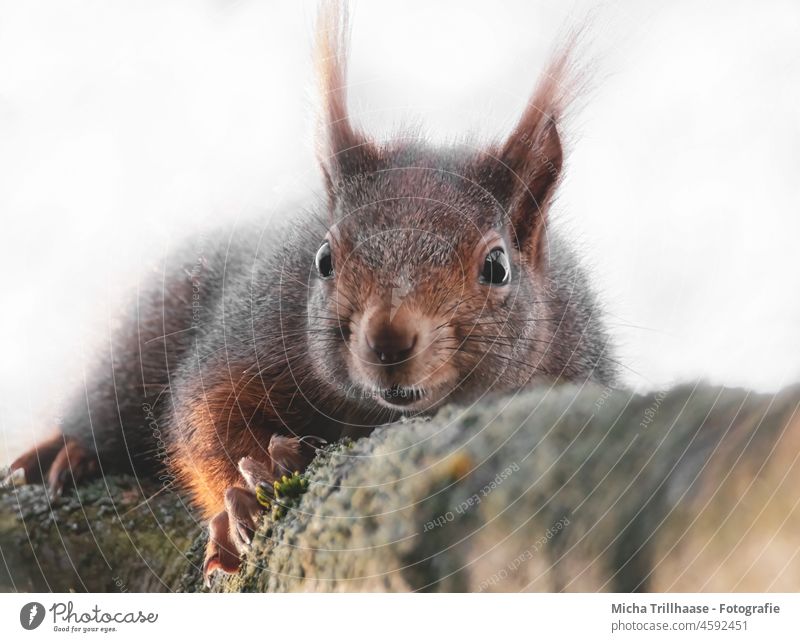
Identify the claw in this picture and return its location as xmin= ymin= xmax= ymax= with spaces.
xmin=234 ymin=521 xmax=253 ymax=551
xmin=43 ymin=438 xmax=99 ymax=499
xmin=223 ymin=486 xmax=261 ymax=554
xmin=48 ymin=469 xmax=67 ymax=500
xmin=202 ymin=554 xmax=219 ymax=589
xmin=297 ymin=435 xmax=328 ymax=447
xmin=0 ymin=467 xmax=26 ymax=489
xmin=202 ymin=550 xmax=238 ymax=588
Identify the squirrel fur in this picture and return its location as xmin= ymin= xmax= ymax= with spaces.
xmin=7 ymin=3 xmax=615 ymax=583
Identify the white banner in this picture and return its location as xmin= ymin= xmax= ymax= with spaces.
xmin=0 ymin=593 xmax=797 ymax=642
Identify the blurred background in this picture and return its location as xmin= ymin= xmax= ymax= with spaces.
xmin=1 ymin=0 xmax=799 ymax=464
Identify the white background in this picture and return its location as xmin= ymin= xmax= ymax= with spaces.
xmin=1 ymin=0 xmax=799 ymax=463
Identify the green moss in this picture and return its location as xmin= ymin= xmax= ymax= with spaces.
xmin=263 ymin=471 xmax=309 ymax=520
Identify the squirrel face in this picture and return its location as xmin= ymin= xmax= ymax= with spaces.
xmin=305 ymin=151 xmax=554 ymax=413
xmin=303 ymin=3 xmax=590 ymax=414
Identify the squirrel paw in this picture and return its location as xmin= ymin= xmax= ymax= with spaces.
xmin=237 ymin=434 xmax=318 ymax=491
xmin=202 ymin=435 xmax=319 ymax=587
xmin=267 ymin=434 xmax=318 ymax=477
xmin=203 ymin=510 xmax=242 ymax=587
xmin=203 ymin=487 xmax=262 ymax=587
xmin=5 ymin=435 xmax=98 ymax=498
xmin=223 ymin=486 xmax=262 ymax=553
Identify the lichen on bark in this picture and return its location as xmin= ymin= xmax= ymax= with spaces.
xmin=3 ymin=383 xmax=800 ymax=593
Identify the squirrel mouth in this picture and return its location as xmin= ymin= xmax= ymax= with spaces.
xmin=378 ymin=385 xmax=426 ymax=407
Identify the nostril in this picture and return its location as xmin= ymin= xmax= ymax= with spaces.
xmin=395 ymin=335 xmax=416 ymax=361
xmin=377 ymin=343 xmax=414 ymax=364
xmin=367 ymin=330 xmax=417 ymax=365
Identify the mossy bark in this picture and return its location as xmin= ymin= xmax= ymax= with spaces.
xmin=0 ymin=477 xmax=198 ymax=592
xmin=3 ymin=383 xmax=800 ymax=593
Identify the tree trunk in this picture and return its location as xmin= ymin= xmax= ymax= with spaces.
xmin=3 ymin=383 xmax=799 ymax=592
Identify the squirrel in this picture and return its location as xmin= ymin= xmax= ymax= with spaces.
xmin=3 ymin=3 xmax=614 ymax=585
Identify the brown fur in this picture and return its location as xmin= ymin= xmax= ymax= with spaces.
xmin=8 ymin=3 xmax=614 ymax=582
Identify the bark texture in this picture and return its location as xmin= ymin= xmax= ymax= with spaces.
xmin=3 ymin=383 xmax=799 ymax=593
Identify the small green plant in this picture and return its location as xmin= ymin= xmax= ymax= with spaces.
xmin=255 ymin=471 xmax=309 ymax=520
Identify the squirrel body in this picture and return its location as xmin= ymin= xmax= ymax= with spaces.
xmin=7 ymin=4 xmax=615 ymax=582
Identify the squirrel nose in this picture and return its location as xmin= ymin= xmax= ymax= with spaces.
xmin=365 ymin=318 xmax=417 ymax=365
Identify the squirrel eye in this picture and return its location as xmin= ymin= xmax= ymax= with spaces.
xmin=480 ymin=247 xmax=510 ymax=285
xmin=315 ymin=241 xmax=334 ymax=279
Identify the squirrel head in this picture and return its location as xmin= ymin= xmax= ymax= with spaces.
xmin=305 ymin=3 xmax=587 ymax=414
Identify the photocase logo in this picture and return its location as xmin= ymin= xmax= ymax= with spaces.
xmin=20 ymin=602 xmax=45 ymax=630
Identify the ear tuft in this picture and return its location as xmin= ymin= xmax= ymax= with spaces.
xmin=315 ymin=1 xmax=376 ymax=206
xmin=490 ymin=33 xmax=586 ymax=257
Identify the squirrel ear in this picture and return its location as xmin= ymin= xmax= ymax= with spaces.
xmin=487 ymin=42 xmax=578 ymax=258
xmin=314 ymin=2 xmax=377 ymax=214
